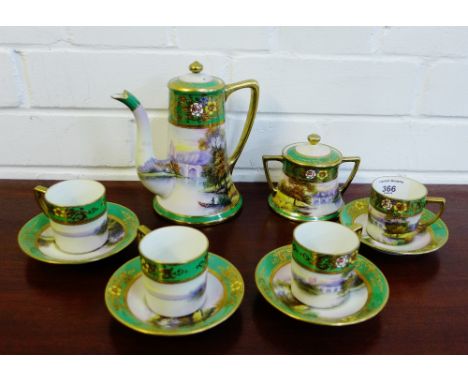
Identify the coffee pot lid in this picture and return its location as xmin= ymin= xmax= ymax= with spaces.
xmin=168 ymin=61 xmax=225 ymax=93
xmin=282 ymin=134 xmax=343 ymax=167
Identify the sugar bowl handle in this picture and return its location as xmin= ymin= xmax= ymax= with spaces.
xmin=262 ymin=155 xmax=284 ymax=193
xmin=339 ymin=157 xmax=361 ymax=194
xmin=225 ymin=79 xmax=260 ymax=172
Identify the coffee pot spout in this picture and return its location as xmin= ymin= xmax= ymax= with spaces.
xmin=112 ymin=90 xmax=176 ymax=198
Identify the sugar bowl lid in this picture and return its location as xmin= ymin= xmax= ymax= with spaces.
xmin=168 ymin=61 xmax=225 ymax=93
xmin=282 ymin=134 xmax=343 ymax=167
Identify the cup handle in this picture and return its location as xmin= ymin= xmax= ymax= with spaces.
xmin=262 ymin=155 xmax=284 ymax=193
xmin=418 ymin=196 xmax=446 ymax=231
xmin=33 ymin=185 xmax=49 ymax=216
xmin=338 ymin=156 xmax=361 ymax=194
xmin=137 ymin=225 xmax=151 ymax=242
xmin=350 ymin=223 xmax=363 ymax=238
xmin=224 ymin=79 xmax=260 ymax=172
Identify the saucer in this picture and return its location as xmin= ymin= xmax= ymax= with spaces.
xmin=339 ymin=198 xmax=449 ymax=255
xmin=255 ymin=245 xmax=389 ymax=326
xmin=18 ymin=203 xmax=139 ymax=264
xmin=105 ymin=254 xmax=244 ymax=335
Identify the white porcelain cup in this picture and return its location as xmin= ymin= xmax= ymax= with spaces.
xmin=290 ymin=221 xmax=360 ymax=309
xmin=34 ymin=180 xmax=108 ymax=254
xmin=137 ymin=225 xmax=209 ymax=317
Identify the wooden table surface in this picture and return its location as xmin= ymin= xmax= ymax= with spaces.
xmin=1 ymin=180 xmax=467 ymax=354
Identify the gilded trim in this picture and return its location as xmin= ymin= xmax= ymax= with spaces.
xmin=153 ymin=195 xmax=243 ymax=226
xmin=267 ymin=194 xmax=341 ymax=222
xmin=140 ymin=252 xmax=208 ymax=284
xmin=283 ymin=160 xmax=338 ymax=183
xmin=111 ymin=90 xmax=141 ymax=111
xmin=292 ymin=240 xmax=357 ymax=274
xmin=168 ymin=79 xmax=225 ymax=93
xmin=44 ymin=195 xmax=107 ymax=225
xmin=370 ymin=188 xmax=425 ymax=218
xmin=282 ymin=143 xmax=342 ymax=168
xmin=167 ymin=119 xmax=224 ymax=129
xmin=169 ymin=90 xmax=225 ymax=128
xmin=224 ymin=79 xmax=259 ymax=171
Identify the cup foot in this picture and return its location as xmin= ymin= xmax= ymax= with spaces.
xmin=144 ymin=290 xmax=207 ymax=318
xmin=366 ymin=223 xmax=417 ymax=246
xmin=290 ymin=278 xmax=349 ymax=309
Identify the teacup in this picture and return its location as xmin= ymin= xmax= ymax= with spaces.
xmin=34 ymin=180 xmax=108 ymax=254
xmin=290 ymin=221 xmax=360 ymax=309
xmin=137 ymin=225 xmax=209 ymax=317
xmin=367 ymin=176 xmax=446 ymax=246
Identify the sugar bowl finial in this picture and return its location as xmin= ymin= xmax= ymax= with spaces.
xmin=189 ymin=61 xmax=203 ymax=73
xmin=307 ymin=134 xmax=321 ymax=145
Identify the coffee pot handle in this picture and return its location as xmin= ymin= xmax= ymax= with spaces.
xmin=418 ymin=197 xmax=446 ymax=231
xmin=262 ymin=155 xmax=284 ymax=193
xmin=33 ymin=185 xmax=49 ymax=216
xmin=224 ymin=79 xmax=260 ymax=172
xmin=338 ymin=157 xmax=361 ymax=194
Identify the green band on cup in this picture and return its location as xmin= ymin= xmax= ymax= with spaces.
xmin=46 ymin=195 xmax=107 ymax=225
xmin=370 ymin=189 xmax=425 ymax=218
xmin=292 ymin=240 xmax=356 ymax=274
xmin=140 ymin=252 xmax=208 ymax=283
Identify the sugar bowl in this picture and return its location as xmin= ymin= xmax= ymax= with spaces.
xmin=262 ymin=134 xmax=360 ymax=221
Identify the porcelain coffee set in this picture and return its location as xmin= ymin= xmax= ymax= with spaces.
xmin=18 ymin=62 xmax=449 ymax=335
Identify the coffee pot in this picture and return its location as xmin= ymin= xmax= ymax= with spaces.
xmin=113 ymin=61 xmax=259 ymax=225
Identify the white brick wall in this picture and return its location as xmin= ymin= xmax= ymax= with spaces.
xmin=276 ymin=27 xmax=380 ymax=54
xmin=22 ymin=51 xmax=230 ymax=108
xmin=0 ymin=50 xmax=21 ymax=106
xmin=0 ymin=27 xmax=66 ymax=45
xmin=230 ymin=56 xmax=421 ymax=114
xmin=382 ymin=27 xmax=468 ymax=57
xmin=421 ymin=61 xmax=468 ymax=117
xmin=68 ymin=27 xmax=172 ymax=48
xmin=0 ymin=113 xmax=134 ymax=166
xmin=176 ymin=27 xmax=271 ymax=51
xmin=1 ymin=26 xmax=467 ymax=184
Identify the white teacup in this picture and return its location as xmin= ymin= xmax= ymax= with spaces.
xmin=137 ymin=225 xmax=209 ymax=317
xmin=34 ymin=180 xmax=108 ymax=254
xmin=367 ymin=176 xmax=446 ymax=245
xmin=290 ymin=221 xmax=360 ymax=309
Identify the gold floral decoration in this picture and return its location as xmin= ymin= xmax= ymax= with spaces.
xmin=52 ymin=207 xmax=67 ymax=218
xmin=317 ymin=170 xmax=328 ymax=180
xmin=381 ymin=199 xmax=393 ymax=210
xmin=394 ymin=202 xmax=408 ymax=212
xmin=205 ymin=101 xmax=217 ymax=115
xmin=141 ymin=259 xmax=151 ymax=274
xmin=108 ymin=285 xmax=122 ymax=296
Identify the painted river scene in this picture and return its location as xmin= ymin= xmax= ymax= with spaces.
xmin=138 ymin=125 xmax=240 ymax=216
